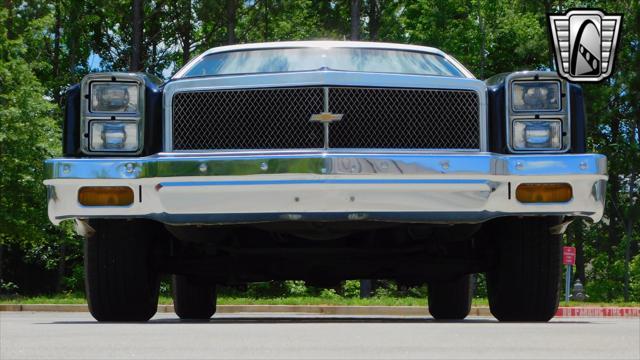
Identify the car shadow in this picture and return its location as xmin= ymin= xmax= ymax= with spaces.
xmin=41 ymin=315 xmax=593 ymax=325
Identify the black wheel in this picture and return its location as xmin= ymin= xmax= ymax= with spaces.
xmin=486 ymin=217 xmax=562 ymax=322
xmin=172 ymin=275 xmax=217 ymax=320
xmin=428 ymin=275 xmax=472 ymax=320
xmin=84 ymin=220 xmax=160 ymax=322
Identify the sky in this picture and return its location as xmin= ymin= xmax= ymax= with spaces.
xmin=87 ymin=52 xmax=175 ymax=80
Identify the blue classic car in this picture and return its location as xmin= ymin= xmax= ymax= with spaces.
xmin=45 ymin=41 xmax=607 ymax=322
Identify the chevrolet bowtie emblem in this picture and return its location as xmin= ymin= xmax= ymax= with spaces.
xmin=548 ymin=9 xmax=622 ymax=82
xmin=309 ymin=112 xmax=343 ymax=123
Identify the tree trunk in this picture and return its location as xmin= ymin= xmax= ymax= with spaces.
xmin=367 ymin=0 xmax=379 ymax=40
xmin=184 ymin=0 xmax=193 ymax=64
xmin=52 ymin=0 xmax=62 ymax=104
xmin=623 ymin=124 xmax=638 ymax=301
xmin=574 ymin=219 xmax=586 ymax=285
xmin=623 ymin=216 xmax=633 ymax=301
xmin=606 ymin=114 xmax=621 ymax=256
xmin=130 ymin=0 xmax=144 ymax=71
xmin=359 ymin=279 xmax=372 ymax=298
xmin=53 ymin=1 xmax=61 ymax=77
xmin=3 ymin=0 xmax=14 ymax=40
xmin=146 ymin=0 xmax=163 ymax=76
xmin=0 ymin=245 xmax=4 ymax=284
xmin=350 ymin=0 xmax=360 ymax=40
xmin=66 ymin=0 xmax=80 ymax=80
xmin=263 ymin=0 xmax=269 ymax=41
xmin=55 ymin=245 xmax=66 ymax=293
xmin=543 ymin=0 xmax=555 ymax=70
xmin=478 ymin=2 xmax=486 ymax=79
xmin=226 ymin=0 xmax=237 ymax=44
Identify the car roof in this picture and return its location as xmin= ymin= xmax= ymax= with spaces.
xmin=172 ymin=41 xmax=472 ymax=79
xmin=198 ymin=41 xmax=447 ymax=57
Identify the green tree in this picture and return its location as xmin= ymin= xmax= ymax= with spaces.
xmin=0 ymin=8 xmax=64 ymax=283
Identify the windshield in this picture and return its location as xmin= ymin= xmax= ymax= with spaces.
xmin=183 ymin=47 xmax=465 ymax=78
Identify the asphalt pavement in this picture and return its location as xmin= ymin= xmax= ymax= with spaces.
xmin=1 ymin=312 xmax=639 ymax=359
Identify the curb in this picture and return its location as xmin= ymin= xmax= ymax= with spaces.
xmin=555 ymin=307 xmax=640 ymax=317
xmin=1 ymin=304 xmax=638 ymax=317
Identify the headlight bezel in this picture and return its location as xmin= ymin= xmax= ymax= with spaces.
xmin=80 ymin=73 xmax=145 ymax=155
xmin=505 ymin=71 xmax=570 ymax=153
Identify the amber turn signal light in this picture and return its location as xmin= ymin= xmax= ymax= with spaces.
xmin=78 ymin=186 xmax=134 ymax=206
xmin=516 ymin=183 xmax=572 ymax=203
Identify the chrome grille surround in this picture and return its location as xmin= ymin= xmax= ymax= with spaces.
xmin=171 ymin=87 xmax=480 ymax=151
xmin=164 ymin=71 xmax=488 ymax=152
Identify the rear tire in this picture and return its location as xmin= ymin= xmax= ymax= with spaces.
xmin=486 ymin=217 xmax=562 ymax=322
xmin=84 ymin=220 xmax=160 ymax=322
xmin=172 ymin=275 xmax=217 ymax=320
xmin=428 ymin=275 xmax=472 ymax=320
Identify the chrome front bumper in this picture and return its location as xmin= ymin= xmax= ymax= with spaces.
xmin=44 ymin=151 xmax=607 ymax=225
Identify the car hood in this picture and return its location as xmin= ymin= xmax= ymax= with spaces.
xmin=163 ymin=70 xmax=486 ymax=96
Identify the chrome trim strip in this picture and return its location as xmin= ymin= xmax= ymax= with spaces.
xmin=163 ymin=71 xmax=488 ymax=153
xmin=44 ymin=152 xmax=607 ymax=225
xmin=323 ymin=87 xmax=330 ymax=149
xmin=159 ymin=179 xmax=488 ymax=187
xmin=45 ymin=151 xmax=607 ymax=179
xmin=479 ymin=86 xmax=488 ymax=151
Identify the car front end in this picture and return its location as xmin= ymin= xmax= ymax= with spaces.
xmin=44 ymin=41 xmax=607 ymax=322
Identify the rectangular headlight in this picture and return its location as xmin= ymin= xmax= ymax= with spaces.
xmin=89 ymin=121 xmax=139 ymax=152
xmin=511 ymin=81 xmax=561 ymax=112
xmin=512 ymin=119 xmax=562 ymax=151
xmin=90 ymin=82 xmax=139 ymax=113
xmin=81 ymin=73 xmax=146 ymax=154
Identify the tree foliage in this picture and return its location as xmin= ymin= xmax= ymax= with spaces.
xmin=0 ymin=9 xmax=57 ymax=248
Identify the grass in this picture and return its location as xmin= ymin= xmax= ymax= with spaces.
xmin=1 ymin=294 xmax=638 ymax=307
xmin=217 ymin=296 xmax=430 ymax=306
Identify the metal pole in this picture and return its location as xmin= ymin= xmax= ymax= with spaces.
xmin=565 ymin=265 xmax=571 ymax=304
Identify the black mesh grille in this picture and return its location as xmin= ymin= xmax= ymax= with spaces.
xmin=171 ymin=87 xmax=480 ymax=150
xmin=172 ymin=88 xmax=324 ymax=150
xmin=328 ymin=88 xmax=479 ymax=149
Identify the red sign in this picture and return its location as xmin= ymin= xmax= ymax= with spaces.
xmin=563 ymin=246 xmax=576 ymax=265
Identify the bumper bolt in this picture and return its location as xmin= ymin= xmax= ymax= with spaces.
xmin=126 ymin=163 xmax=134 ymax=173
xmin=516 ymin=161 xmax=524 ymax=170
xmin=579 ymin=161 xmax=588 ymax=170
xmin=199 ymin=163 xmax=208 ymax=173
xmin=62 ymin=164 xmax=70 ymax=174
xmin=260 ymin=162 xmax=268 ymax=171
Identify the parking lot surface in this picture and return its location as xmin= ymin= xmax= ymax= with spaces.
xmin=1 ymin=312 xmax=639 ymax=359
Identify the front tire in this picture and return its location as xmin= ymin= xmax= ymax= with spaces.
xmin=428 ymin=275 xmax=472 ymax=320
xmin=486 ymin=217 xmax=562 ymax=322
xmin=172 ymin=275 xmax=217 ymax=320
xmin=84 ymin=220 xmax=160 ymax=322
